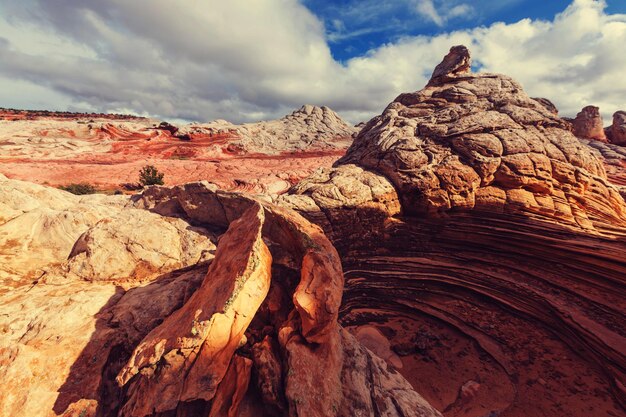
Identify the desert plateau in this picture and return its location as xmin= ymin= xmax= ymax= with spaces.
xmin=0 ymin=1 xmax=625 ymax=417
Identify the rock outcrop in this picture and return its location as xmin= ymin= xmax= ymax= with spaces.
xmin=0 ymin=175 xmax=441 ymax=417
xmin=570 ymin=105 xmax=607 ymax=142
xmin=281 ymin=46 xmax=626 ymax=416
xmin=607 ymin=110 xmax=626 ymax=145
xmin=337 ymin=46 xmax=626 ymax=230
xmin=0 ymin=174 xmax=214 ymax=287
xmin=581 ymin=138 xmax=626 ymax=203
xmin=0 ymin=174 xmax=217 ymax=416
xmin=0 ymin=105 xmax=355 ymax=193
xmin=180 ymin=105 xmax=356 ymax=155
xmin=1 ymin=46 xmax=625 ymax=417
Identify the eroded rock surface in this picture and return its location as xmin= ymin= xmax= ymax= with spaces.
xmin=571 ymin=105 xmax=607 ymax=142
xmin=0 ymin=105 xmax=355 ymax=193
xmin=582 ymin=138 xmax=626 ymax=188
xmin=1 ymin=45 xmax=625 ymax=417
xmin=183 ymin=105 xmax=356 ymax=155
xmin=0 ymin=177 xmax=441 ymax=417
xmin=337 ymin=46 xmax=626 ymax=230
xmin=281 ymin=46 xmax=626 ymax=417
xmin=0 ymin=174 xmax=214 ymax=288
xmin=608 ymin=110 xmax=626 ymax=145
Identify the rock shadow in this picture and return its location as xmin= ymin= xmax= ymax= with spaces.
xmin=53 ymin=263 xmax=209 ymax=416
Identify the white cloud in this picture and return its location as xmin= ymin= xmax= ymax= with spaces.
xmin=414 ymin=0 xmax=444 ymax=26
xmin=447 ymin=4 xmax=474 ymax=20
xmin=0 ymin=0 xmax=624 ymax=125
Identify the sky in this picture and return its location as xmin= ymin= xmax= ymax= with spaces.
xmin=0 ymin=0 xmax=625 ymax=124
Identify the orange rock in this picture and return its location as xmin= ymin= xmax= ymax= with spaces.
xmin=207 ymin=355 xmax=253 ymax=417
xmin=571 ymin=105 xmax=607 ymax=142
xmin=117 ymin=203 xmax=272 ymax=415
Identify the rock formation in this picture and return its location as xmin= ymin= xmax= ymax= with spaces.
xmin=607 ymin=110 xmax=626 ymax=145
xmin=0 ymin=105 xmax=355 ymax=193
xmin=0 ymin=174 xmax=214 ymax=287
xmin=282 ymin=46 xmax=626 ymax=416
xmin=337 ymin=46 xmax=625 ymax=230
xmin=570 ymin=105 xmax=607 ymax=142
xmin=1 ymin=46 xmax=625 ymax=417
xmin=179 ymin=105 xmax=356 ymax=155
xmin=582 ymin=138 xmax=626 ymax=194
xmin=0 ymin=175 xmax=441 ymax=417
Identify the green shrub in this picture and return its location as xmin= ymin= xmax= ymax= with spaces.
xmin=139 ymin=165 xmax=165 ymax=186
xmin=59 ymin=183 xmax=98 ymax=195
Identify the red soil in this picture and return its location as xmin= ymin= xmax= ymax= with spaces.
xmin=0 ymin=113 xmax=349 ymax=193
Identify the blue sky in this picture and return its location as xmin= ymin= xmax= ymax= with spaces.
xmin=305 ymin=0 xmax=626 ymax=61
xmin=0 ymin=0 xmax=624 ymax=123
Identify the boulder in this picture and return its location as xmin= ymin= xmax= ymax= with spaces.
xmin=571 ymin=105 xmax=607 ymax=141
xmin=609 ymin=110 xmax=626 ymax=145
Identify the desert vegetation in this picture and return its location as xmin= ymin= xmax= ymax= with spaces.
xmin=58 ymin=183 xmax=98 ymax=195
xmin=139 ymin=165 xmax=165 ymax=186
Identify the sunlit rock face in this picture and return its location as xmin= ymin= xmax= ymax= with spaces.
xmin=285 ymin=46 xmax=626 ymax=417
xmin=1 ymin=46 xmax=626 ymax=417
xmin=337 ymin=46 xmax=626 ymax=230
xmin=0 ymin=106 xmax=355 ymax=195
xmin=0 ymin=174 xmax=442 ymax=417
xmin=122 ymin=183 xmax=441 ymax=417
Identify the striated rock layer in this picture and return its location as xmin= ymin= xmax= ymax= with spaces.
xmin=283 ymin=46 xmax=626 ymax=416
xmin=0 ymin=105 xmax=355 ymax=193
xmin=1 ymin=45 xmax=625 ymax=417
xmin=0 ymin=176 xmax=441 ymax=417
xmin=337 ymin=45 xmax=625 ymax=230
xmin=607 ymin=111 xmax=626 ymax=146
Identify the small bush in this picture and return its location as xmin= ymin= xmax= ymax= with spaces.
xmin=139 ymin=165 xmax=164 ymax=186
xmin=59 ymin=183 xmax=98 ymax=195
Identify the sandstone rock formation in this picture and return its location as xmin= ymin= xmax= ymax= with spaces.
xmin=570 ymin=105 xmax=607 ymax=142
xmin=337 ymin=46 xmax=626 ymax=230
xmin=607 ymin=110 xmax=626 ymax=145
xmin=0 ymin=174 xmax=217 ymax=417
xmin=280 ymin=46 xmax=626 ymax=416
xmin=1 ymin=45 xmax=625 ymax=417
xmin=181 ymin=105 xmax=356 ymax=155
xmin=0 ymin=105 xmax=355 ymax=193
xmin=0 ymin=174 xmax=214 ymax=288
xmin=582 ymin=138 xmax=626 ymax=195
xmin=0 ymin=175 xmax=442 ymax=417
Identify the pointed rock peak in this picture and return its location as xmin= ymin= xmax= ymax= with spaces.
xmin=428 ymin=45 xmax=472 ymax=86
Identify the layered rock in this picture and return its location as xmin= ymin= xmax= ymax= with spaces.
xmin=336 ymin=46 xmax=626 ymax=230
xmin=1 ymin=45 xmax=626 ymax=417
xmin=115 ymin=195 xmax=440 ymax=417
xmin=0 ymin=105 xmax=355 ymax=193
xmin=0 ymin=174 xmax=217 ymax=416
xmin=582 ymin=139 xmax=626 ymax=188
xmin=180 ymin=105 xmax=356 ymax=155
xmin=570 ymin=105 xmax=607 ymax=142
xmin=280 ymin=46 xmax=626 ymax=416
xmin=0 ymin=176 xmax=441 ymax=417
xmin=0 ymin=174 xmax=214 ymax=288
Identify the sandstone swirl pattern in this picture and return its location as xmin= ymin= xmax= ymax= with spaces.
xmin=0 ymin=46 xmax=625 ymax=417
xmin=285 ymin=46 xmax=626 ymax=417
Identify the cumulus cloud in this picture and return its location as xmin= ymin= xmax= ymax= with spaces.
xmin=0 ymin=0 xmax=624 ymax=124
